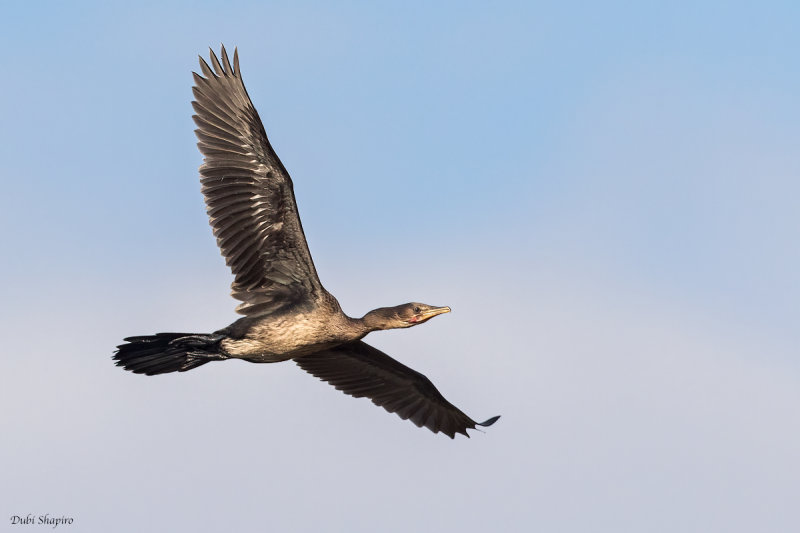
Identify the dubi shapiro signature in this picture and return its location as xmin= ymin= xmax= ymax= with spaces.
xmin=9 ymin=514 xmax=74 ymax=528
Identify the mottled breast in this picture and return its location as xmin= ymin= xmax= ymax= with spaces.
xmin=220 ymin=304 xmax=358 ymax=363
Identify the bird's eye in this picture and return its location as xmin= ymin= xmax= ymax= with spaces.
xmin=413 ymin=306 xmax=421 ymax=313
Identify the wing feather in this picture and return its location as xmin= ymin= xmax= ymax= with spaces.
xmin=296 ymin=341 xmax=500 ymax=438
xmin=192 ymin=46 xmax=323 ymax=316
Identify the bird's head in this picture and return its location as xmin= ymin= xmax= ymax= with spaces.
xmin=362 ymin=303 xmax=451 ymax=331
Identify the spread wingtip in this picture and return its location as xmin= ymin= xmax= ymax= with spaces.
xmin=477 ymin=415 xmax=501 ymax=427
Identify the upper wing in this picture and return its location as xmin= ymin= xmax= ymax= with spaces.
xmin=192 ymin=46 xmax=323 ymax=316
xmin=295 ymin=341 xmax=500 ymax=438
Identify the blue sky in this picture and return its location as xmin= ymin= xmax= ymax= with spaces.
xmin=1 ymin=1 xmax=799 ymax=532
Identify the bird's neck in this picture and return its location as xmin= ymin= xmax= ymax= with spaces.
xmin=353 ymin=310 xmax=391 ymax=334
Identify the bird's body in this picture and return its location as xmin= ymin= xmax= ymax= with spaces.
xmin=220 ymin=294 xmax=356 ymax=362
xmin=114 ymin=46 xmax=499 ymax=438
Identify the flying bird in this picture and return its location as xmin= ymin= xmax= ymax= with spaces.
xmin=114 ymin=46 xmax=499 ymax=438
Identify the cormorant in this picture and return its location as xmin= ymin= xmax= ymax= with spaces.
xmin=114 ymin=46 xmax=500 ymax=438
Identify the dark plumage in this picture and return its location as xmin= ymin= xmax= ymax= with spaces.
xmin=114 ymin=46 xmax=499 ymax=438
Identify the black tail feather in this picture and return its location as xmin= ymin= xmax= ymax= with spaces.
xmin=113 ymin=333 xmax=225 ymax=375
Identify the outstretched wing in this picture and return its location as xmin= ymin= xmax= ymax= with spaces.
xmin=295 ymin=341 xmax=500 ymax=438
xmin=192 ymin=46 xmax=323 ymax=316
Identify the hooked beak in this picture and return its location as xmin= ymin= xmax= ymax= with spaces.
xmin=410 ymin=306 xmax=451 ymax=324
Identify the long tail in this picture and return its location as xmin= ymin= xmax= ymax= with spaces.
xmin=113 ymin=332 xmax=226 ymax=375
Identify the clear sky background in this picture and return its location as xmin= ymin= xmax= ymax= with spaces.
xmin=1 ymin=1 xmax=798 ymax=532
